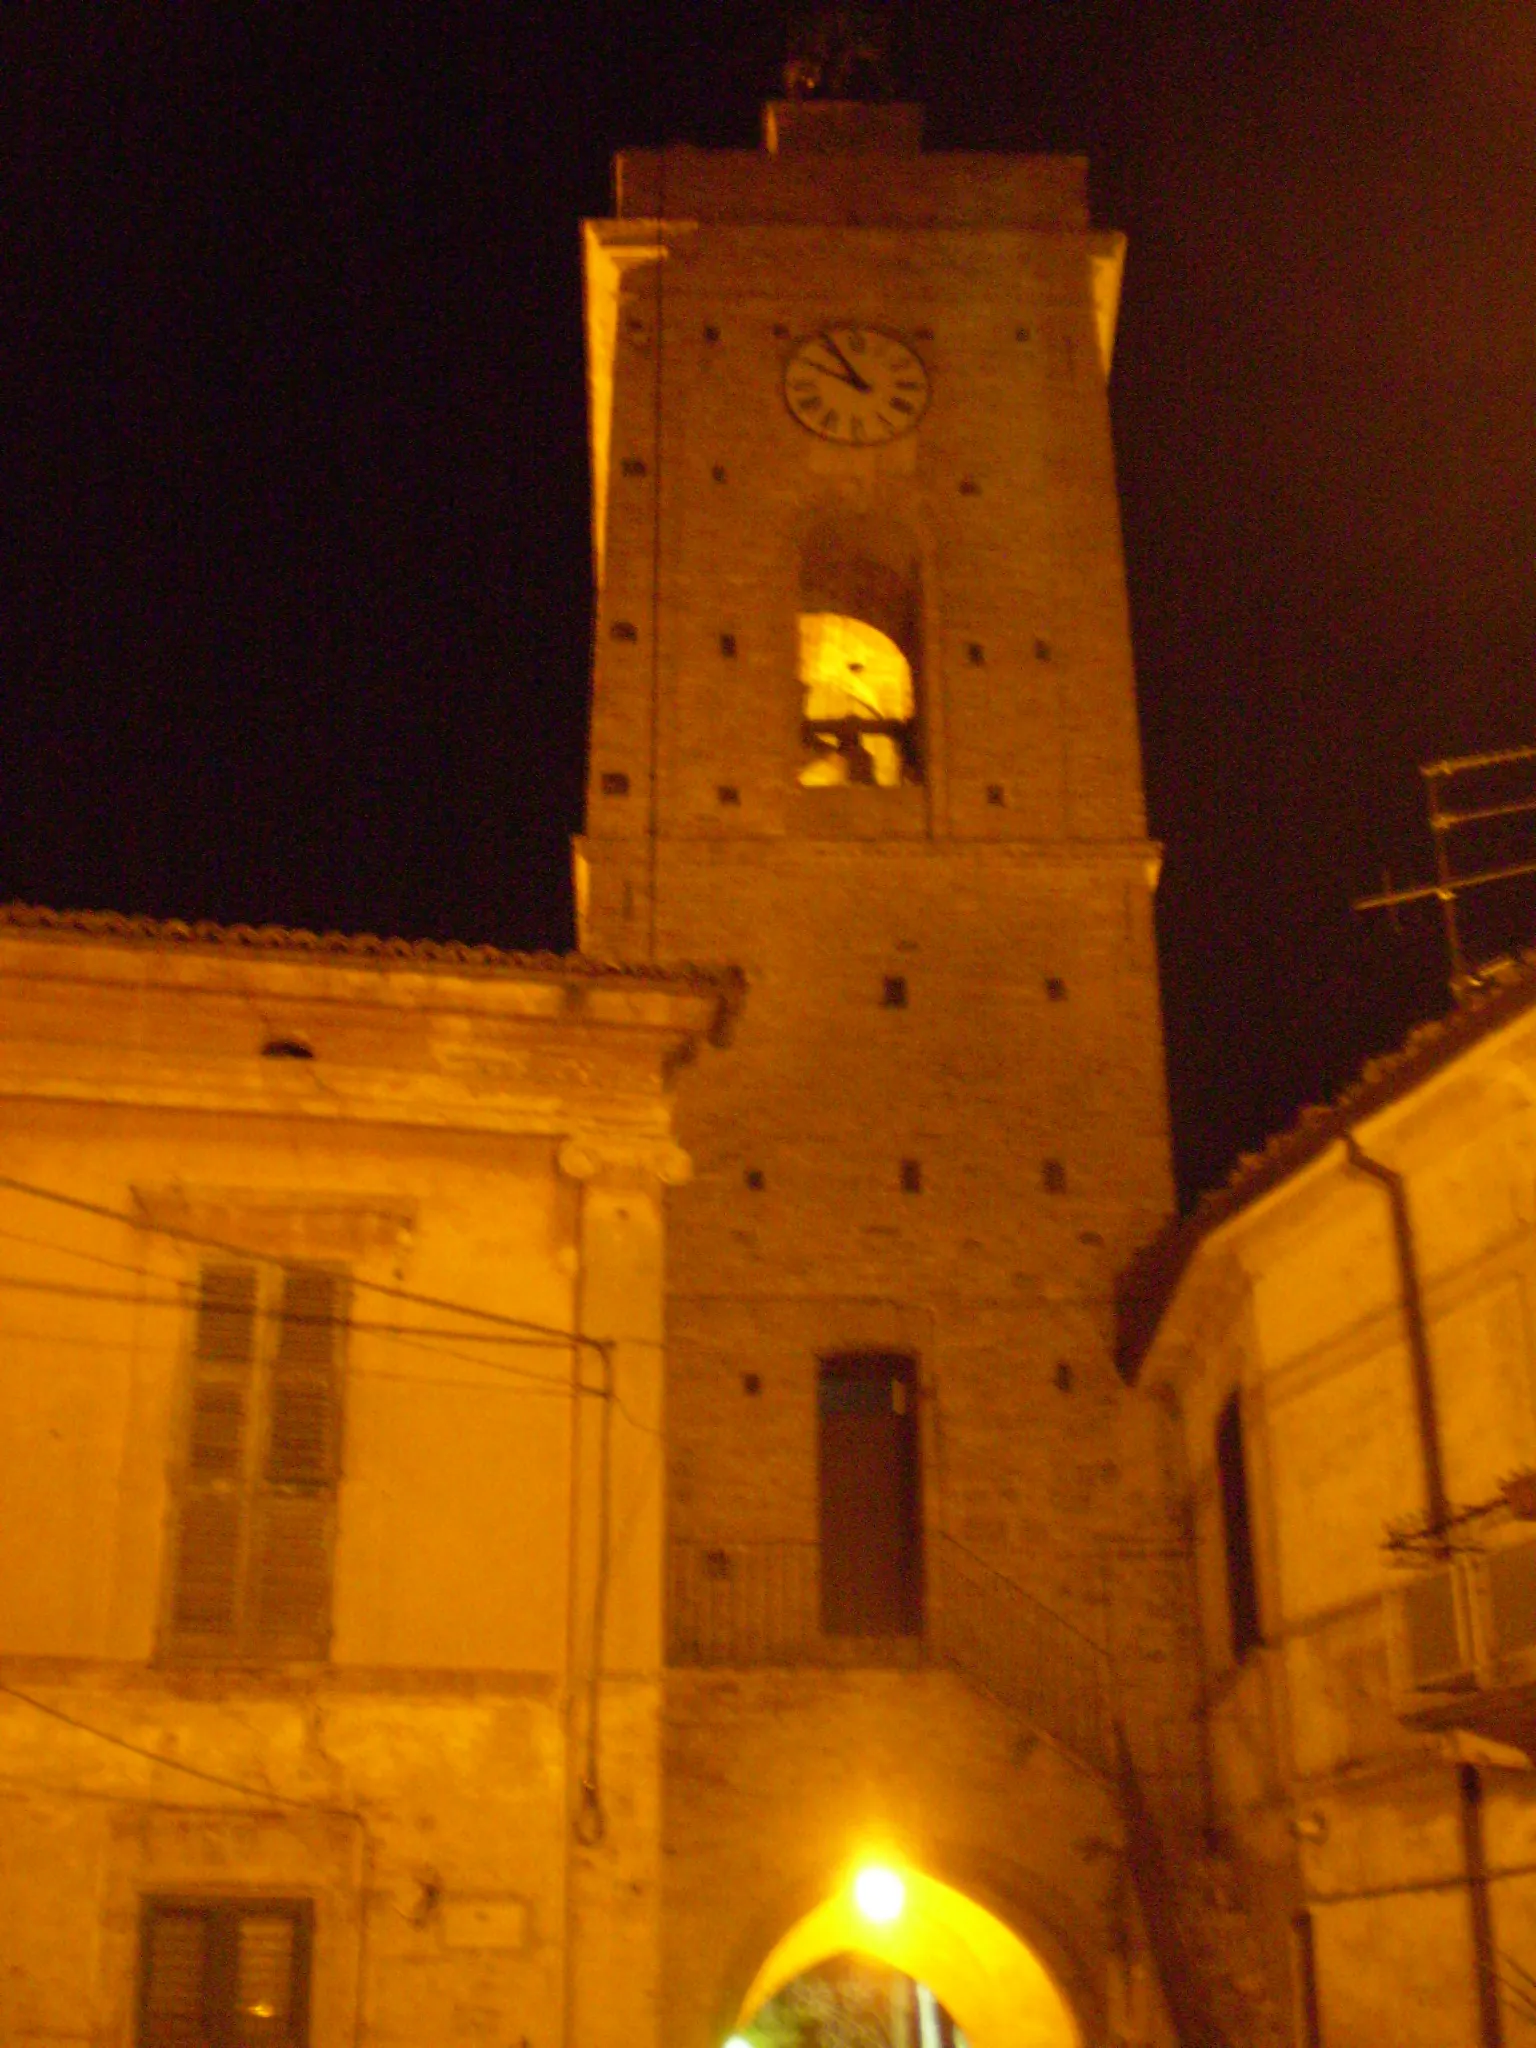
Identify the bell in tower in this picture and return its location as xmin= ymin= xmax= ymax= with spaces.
xmin=576 ymin=64 xmax=1186 ymax=2048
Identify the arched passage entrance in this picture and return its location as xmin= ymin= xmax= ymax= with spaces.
xmin=732 ymin=1865 xmax=1082 ymax=2048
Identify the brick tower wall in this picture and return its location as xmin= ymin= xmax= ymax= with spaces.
xmin=577 ymin=104 xmax=1197 ymax=2046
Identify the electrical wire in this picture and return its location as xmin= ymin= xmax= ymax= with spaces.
xmin=0 ymin=1269 xmax=669 ymax=1414
xmin=0 ymin=1774 xmax=202 ymax=1806
xmin=573 ymin=1335 xmax=616 ymax=1848
xmin=0 ymin=1176 xmax=671 ymax=1407
xmin=0 ymin=1266 xmax=656 ymax=1355
xmin=0 ymin=1174 xmax=613 ymax=1356
xmin=0 ymin=1220 xmax=163 ymax=1277
xmin=0 ymin=1678 xmax=361 ymax=1819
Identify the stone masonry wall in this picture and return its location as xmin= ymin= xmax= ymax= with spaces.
xmin=581 ymin=119 xmax=1197 ymax=2042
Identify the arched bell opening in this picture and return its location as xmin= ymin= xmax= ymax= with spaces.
xmin=729 ymin=1865 xmax=1082 ymax=2048
xmin=796 ymin=519 xmax=923 ymax=790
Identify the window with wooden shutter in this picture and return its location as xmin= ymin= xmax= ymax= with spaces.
xmin=172 ymin=1266 xmax=256 ymax=1646
xmin=165 ymin=1261 xmax=344 ymax=1662
xmin=139 ymin=1897 xmax=311 ymax=2047
xmin=268 ymin=1267 xmax=340 ymax=1485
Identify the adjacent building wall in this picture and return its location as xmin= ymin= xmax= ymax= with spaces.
xmin=0 ymin=918 xmax=726 ymax=2048
xmin=1142 ymin=991 xmax=1536 ymax=2047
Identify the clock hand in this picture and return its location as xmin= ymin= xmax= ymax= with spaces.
xmin=801 ymin=352 xmax=866 ymax=392
xmin=814 ymin=332 xmax=873 ymax=393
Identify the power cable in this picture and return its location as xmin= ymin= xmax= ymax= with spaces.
xmin=573 ymin=1331 xmax=616 ymax=1848
xmin=0 ymin=1220 xmax=164 ymax=1277
xmin=0 ymin=1174 xmax=612 ymax=1357
xmin=0 ymin=1279 xmax=664 ymax=1428
xmin=0 ymin=1678 xmax=361 ymax=1819
xmin=0 ymin=1265 xmax=649 ymax=1353
xmin=0 ymin=1266 xmax=665 ymax=1403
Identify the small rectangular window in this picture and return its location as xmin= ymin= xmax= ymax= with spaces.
xmin=167 ymin=1262 xmax=345 ymax=1662
xmin=139 ymin=1897 xmax=312 ymax=2048
xmin=1216 ymin=1392 xmax=1261 ymax=1660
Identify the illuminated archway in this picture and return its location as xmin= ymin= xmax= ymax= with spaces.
xmin=796 ymin=515 xmax=923 ymax=788
xmin=734 ymin=1865 xmax=1081 ymax=2048
xmin=798 ymin=612 xmax=916 ymax=788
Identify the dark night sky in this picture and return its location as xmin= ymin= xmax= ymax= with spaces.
xmin=8 ymin=3 xmax=1536 ymax=1207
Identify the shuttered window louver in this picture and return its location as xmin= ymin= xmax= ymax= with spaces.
xmin=172 ymin=1265 xmax=256 ymax=1642
xmin=139 ymin=1898 xmax=311 ymax=2047
xmin=166 ymin=1261 xmax=343 ymax=1662
xmin=141 ymin=1909 xmax=206 ymax=2047
xmin=252 ymin=1492 xmax=333 ymax=1650
xmin=268 ymin=1267 xmax=341 ymax=1486
xmin=237 ymin=1913 xmax=300 ymax=2032
xmin=171 ymin=1494 xmax=242 ymax=1637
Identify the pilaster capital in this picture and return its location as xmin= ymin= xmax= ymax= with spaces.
xmin=557 ymin=1133 xmax=693 ymax=1188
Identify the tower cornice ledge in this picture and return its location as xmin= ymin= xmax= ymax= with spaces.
xmin=598 ymin=834 xmax=1163 ymax=882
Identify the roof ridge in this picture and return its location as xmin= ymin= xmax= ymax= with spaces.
xmin=1117 ymin=945 xmax=1536 ymax=1381
xmin=0 ymin=901 xmax=738 ymax=991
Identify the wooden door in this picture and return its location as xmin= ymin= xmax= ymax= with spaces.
xmin=818 ymin=1352 xmax=922 ymax=1636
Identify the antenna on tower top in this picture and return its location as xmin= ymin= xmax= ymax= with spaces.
xmin=783 ymin=2 xmax=896 ymax=100
xmin=1355 ymin=742 xmax=1536 ymax=1000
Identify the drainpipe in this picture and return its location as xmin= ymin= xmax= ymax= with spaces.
xmin=1343 ymin=1137 xmax=1503 ymax=2047
xmin=1458 ymin=1763 xmax=1506 ymax=2048
xmin=1340 ymin=1133 xmax=1449 ymax=1538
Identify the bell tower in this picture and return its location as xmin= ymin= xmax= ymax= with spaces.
xmin=577 ymin=88 xmax=1182 ymax=2046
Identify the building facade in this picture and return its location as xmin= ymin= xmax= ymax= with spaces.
xmin=1125 ymin=966 xmax=1536 ymax=2047
xmin=0 ymin=93 xmax=1306 ymax=2048
xmin=577 ymin=98 xmax=1210 ymax=2047
xmin=0 ymin=908 xmax=732 ymax=2048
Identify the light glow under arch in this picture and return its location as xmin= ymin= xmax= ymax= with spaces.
xmin=736 ymin=1867 xmax=1081 ymax=2048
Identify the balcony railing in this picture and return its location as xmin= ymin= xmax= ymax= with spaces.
xmin=668 ymin=1531 xmax=1111 ymax=1772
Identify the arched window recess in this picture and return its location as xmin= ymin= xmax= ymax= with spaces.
xmin=796 ymin=521 xmax=923 ymax=790
xmin=798 ymin=614 xmax=917 ymax=788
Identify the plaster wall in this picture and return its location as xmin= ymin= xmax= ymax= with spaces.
xmin=1149 ymin=1005 xmax=1536 ymax=2044
xmin=0 ymin=928 xmax=717 ymax=2048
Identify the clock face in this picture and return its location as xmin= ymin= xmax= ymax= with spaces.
xmin=782 ymin=326 xmax=931 ymax=445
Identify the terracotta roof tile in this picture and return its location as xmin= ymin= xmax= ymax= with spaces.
xmin=0 ymin=901 xmax=745 ymax=1029
xmin=1117 ymin=952 xmax=1536 ymax=1382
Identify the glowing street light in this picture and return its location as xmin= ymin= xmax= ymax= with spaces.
xmin=853 ymin=1863 xmax=906 ymax=1925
